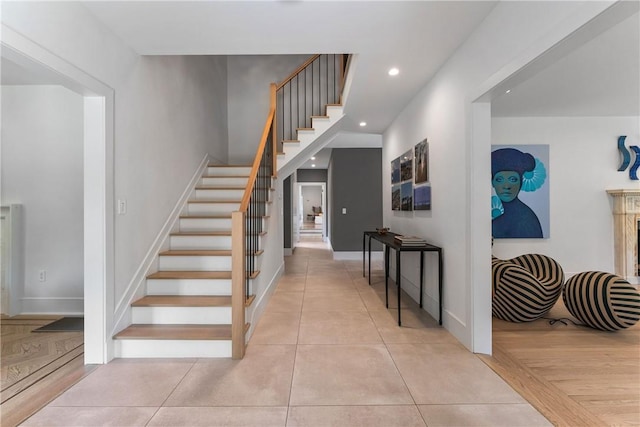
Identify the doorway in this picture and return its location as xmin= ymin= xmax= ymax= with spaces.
xmin=1 ymin=26 xmax=114 ymax=364
xmin=297 ymin=182 xmax=326 ymax=242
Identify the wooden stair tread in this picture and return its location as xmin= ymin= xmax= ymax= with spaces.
xmin=180 ymin=214 xmax=232 ymax=219
xmin=311 ymin=115 xmax=330 ymax=119
xmin=296 ymin=127 xmax=314 ymax=131
xmin=187 ymin=200 xmax=242 ymax=204
xmin=114 ymin=324 xmax=233 ymax=340
xmin=202 ymin=175 xmax=249 ymax=178
xmin=160 ymin=250 xmax=232 ymax=256
xmin=133 ymin=295 xmax=231 ymax=307
xmin=208 ymin=164 xmax=252 ymax=168
xmin=170 ymin=231 xmax=231 ymax=236
xmin=147 ymin=271 xmax=232 ymax=280
xmin=282 ymin=139 xmax=300 ymax=143
xmin=196 ymin=186 xmax=246 ymax=190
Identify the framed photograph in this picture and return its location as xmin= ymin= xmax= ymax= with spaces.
xmin=400 ymin=149 xmax=413 ymax=182
xmin=391 ymin=184 xmax=401 ymax=211
xmin=401 ymin=181 xmax=413 ymax=211
xmin=414 ymin=184 xmax=431 ymax=210
xmin=391 ymin=157 xmax=401 ymax=184
xmin=491 ymin=144 xmax=549 ymax=238
xmin=414 ymin=139 xmax=428 ymax=184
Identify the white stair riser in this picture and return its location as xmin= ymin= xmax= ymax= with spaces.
xmin=311 ymin=118 xmax=331 ymax=134
xmin=200 ymin=176 xmax=248 ymax=187
xmin=180 ymin=218 xmax=232 ymax=231
xmin=115 ymin=339 xmax=231 ymax=358
xmin=283 ymin=144 xmax=302 ymax=157
xmin=132 ymin=306 xmax=231 ymax=324
xmin=187 ymin=203 xmax=240 ymax=215
xmin=159 ymin=255 xmax=231 ymax=271
xmin=170 ymin=235 xmax=232 ymax=250
xmin=196 ymin=189 xmax=245 ymax=200
xmin=146 ymin=278 xmax=232 ymax=296
xmin=207 ymin=166 xmax=251 ymax=176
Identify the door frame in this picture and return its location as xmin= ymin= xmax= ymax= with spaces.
xmin=297 ymin=182 xmax=327 ymax=241
xmin=2 ymin=25 xmax=115 ymax=364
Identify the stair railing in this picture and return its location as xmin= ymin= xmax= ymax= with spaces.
xmin=275 ymin=54 xmax=350 ymax=153
xmin=231 ymin=83 xmax=276 ymax=359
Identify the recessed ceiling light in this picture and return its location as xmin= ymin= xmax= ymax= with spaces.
xmin=388 ymin=68 xmax=399 ymax=76
xmin=359 ymin=121 xmax=367 ymax=127
xmin=311 ymin=156 xmax=316 ymax=160
xmin=505 ymin=89 xmax=511 ymax=94
xmin=311 ymin=164 xmax=316 ymax=168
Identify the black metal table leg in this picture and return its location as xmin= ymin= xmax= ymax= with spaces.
xmin=396 ymin=249 xmax=402 ymax=326
xmin=438 ymin=248 xmax=443 ymax=325
xmin=384 ymin=245 xmax=390 ymax=305
xmin=362 ymin=232 xmax=366 ymax=278
xmin=368 ymin=236 xmax=372 ymax=285
xmin=420 ymin=250 xmax=424 ymax=308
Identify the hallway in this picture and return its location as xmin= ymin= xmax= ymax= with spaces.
xmin=22 ymin=238 xmax=549 ymax=426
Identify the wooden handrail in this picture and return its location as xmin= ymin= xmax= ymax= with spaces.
xmin=275 ymin=54 xmax=321 ymax=90
xmin=239 ymin=83 xmax=276 ymax=212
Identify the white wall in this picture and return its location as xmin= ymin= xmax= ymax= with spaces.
xmin=227 ymin=55 xmax=309 ymax=163
xmin=2 ymin=3 xmax=229 ymax=329
xmin=491 ymin=116 xmax=640 ymax=275
xmin=381 ymin=1 xmax=613 ymax=351
xmin=301 ymin=185 xmax=322 ymax=219
xmin=1 ymin=85 xmax=84 ymax=313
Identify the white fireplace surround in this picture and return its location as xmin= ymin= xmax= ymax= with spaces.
xmin=607 ymin=189 xmax=640 ymax=285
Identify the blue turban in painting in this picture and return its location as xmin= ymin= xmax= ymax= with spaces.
xmin=491 ymin=148 xmax=543 ymax=238
xmin=491 ymin=148 xmax=535 ymax=178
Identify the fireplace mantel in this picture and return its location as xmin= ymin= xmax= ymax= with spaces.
xmin=606 ymin=189 xmax=640 ymax=284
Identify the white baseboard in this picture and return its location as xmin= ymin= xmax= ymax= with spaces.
xmin=284 ymin=248 xmax=293 ymax=256
xmin=333 ymin=251 xmax=383 ymax=261
xmin=111 ymin=154 xmax=210 ymax=337
xmin=20 ymin=297 xmax=83 ymax=315
xmin=246 ymin=261 xmax=284 ymax=341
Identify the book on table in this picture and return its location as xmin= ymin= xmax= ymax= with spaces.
xmin=394 ymin=235 xmax=427 ymax=246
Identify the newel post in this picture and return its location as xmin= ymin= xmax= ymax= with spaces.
xmin=231 ymin=211 xmax=246 ymax=359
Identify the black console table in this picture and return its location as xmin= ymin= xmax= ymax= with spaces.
xmin=362 ymin=231 xmax=443 ymax=326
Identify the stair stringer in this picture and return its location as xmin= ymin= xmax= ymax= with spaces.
xmin=109 ymin=153 xmax=210 ymax=351
xmin=243 ymin=178 xmax=285 ymax=343
xmin=277 ymin=106 xmax=345 ymax=177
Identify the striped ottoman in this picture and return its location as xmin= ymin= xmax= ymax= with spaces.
xmin=563 ymin=271 xmax=640 ymax=331
xmin=492 ymin=254 xmax=564 ymax=322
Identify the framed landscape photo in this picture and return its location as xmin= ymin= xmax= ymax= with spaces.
xmin=392 ymin=184 xmax=401 ymax=210
xmin=414 ymin=184 xmax=431 ymax=210
xmin=391 ymin=157 xmax=401 ymax=184
xmin=414 ymin=139 xmax=428 ymax=184
xmin=400 ymin=149 xmax=413 ymax=182
xmin=401 ymin=181 xmax=413 ymax=211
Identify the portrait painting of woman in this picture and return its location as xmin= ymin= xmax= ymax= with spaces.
xmin=491 ymin=146 xmax=549 ymax=239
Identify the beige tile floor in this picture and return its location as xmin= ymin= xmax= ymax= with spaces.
xmin=21 ymin=237 xmax=551 ymax=427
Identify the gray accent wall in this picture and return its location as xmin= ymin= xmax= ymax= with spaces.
xmin=328 ymin=148 xmax=382 ymax=251
xmin=283 ymin=176 xmax=292 ymax=249
xmin=297 ymin=168 xmax=328 ymax=182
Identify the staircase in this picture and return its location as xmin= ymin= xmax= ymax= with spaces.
xmin=114 ymin=165 xmax=263 ymax=358
xmin=276 ymin=103 xmax=344 ymax=175
xmin=113 ymin=54 xmax=352 ymax=359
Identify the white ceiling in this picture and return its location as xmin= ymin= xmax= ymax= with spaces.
xmin=492 ymin=10 xmax=639 ymax=117
xmin=82 ymin=0 xmax=498 ymax=134
xmin=3 ymin=1 xmax=637 ymax=165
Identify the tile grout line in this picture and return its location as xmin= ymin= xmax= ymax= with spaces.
xmin=144 ymin=359 xmax=199 ymax=426
xmin=283 ymin=252 xmax=308 ymax=426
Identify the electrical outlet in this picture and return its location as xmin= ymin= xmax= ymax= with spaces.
xmin=39 ymin=270 xmax=46 ymax=282
xmin=342 ymin=207 xmax=347 ymax=214
xmin=117 ymin=199 xmax=127 ymax=215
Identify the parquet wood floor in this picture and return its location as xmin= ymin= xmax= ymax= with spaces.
xmin=0 ymin=315 xmax=92 ymax=427
xmin=481 ymin=300 xmax=640 ymax=427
